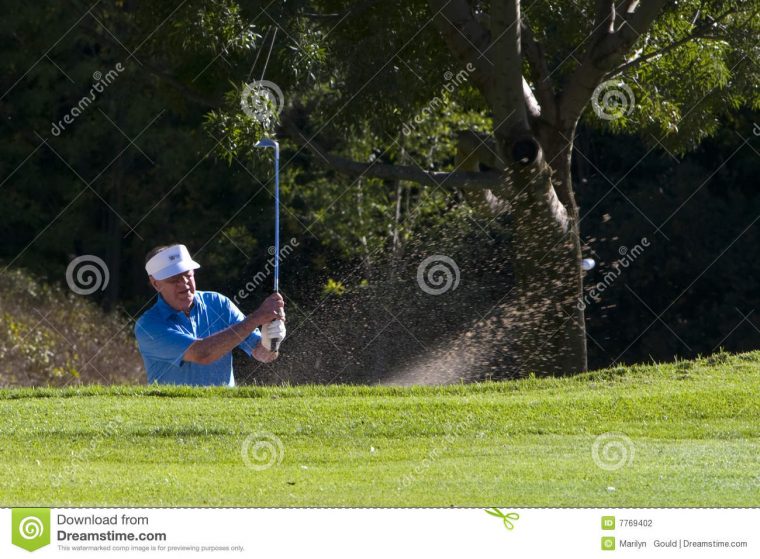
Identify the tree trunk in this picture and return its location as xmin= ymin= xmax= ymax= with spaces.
xmin=489 ymin=128 xmax=587 ymax=377
xmin=541 ymin=128 xmax=587 ymax=375
xmin=424 ymin=0 xmax=590 ymax=377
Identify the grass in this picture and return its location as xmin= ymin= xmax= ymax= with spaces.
xmin=1 ymin=350 xmax=759 ymax=507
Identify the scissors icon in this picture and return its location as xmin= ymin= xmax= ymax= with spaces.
xmin=485 ymin=508 xmax=520 ymax=530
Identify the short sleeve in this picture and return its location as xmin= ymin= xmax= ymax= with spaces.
xmin=135 ymin=319 xmax=197 ymax=366
xmin=219 ymin=294 xmax=261 ymax=357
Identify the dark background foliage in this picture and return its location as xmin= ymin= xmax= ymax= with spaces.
xmin=1 ymin=1 xmax=758 ymax=385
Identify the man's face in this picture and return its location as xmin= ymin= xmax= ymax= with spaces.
xmin=150 ymin=270 xmax=196 ymax=312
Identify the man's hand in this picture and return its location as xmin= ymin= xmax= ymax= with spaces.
xmin=250 ymin=293 xmax=286 ymax=363
xmin=260 ymin=319 xmax=286 ymax=351
xmin=250 ymin=293 xmax=285 ymax=327
xmin=183 ymin=293 xmax=285 ymax=366
xmin=253 ymin=343 xmax=278 ymax=363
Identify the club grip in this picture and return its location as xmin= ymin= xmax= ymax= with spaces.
xmin=271 ymin=338 xmax=280 ymax=353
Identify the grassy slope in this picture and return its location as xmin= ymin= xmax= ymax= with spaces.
xmin=1 ymin=351 xmax=759 ymax=507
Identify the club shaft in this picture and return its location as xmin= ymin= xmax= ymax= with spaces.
xmin=256 ymin=139 xmax=282 ymax=354
xmin=274 ymin=143 xmax=279 ymax=293
xmin=272 ymin=145 xmax=281 ymax=353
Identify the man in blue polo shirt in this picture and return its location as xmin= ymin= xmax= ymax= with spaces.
xmin=134 ymin=244 xmax=286 ymax=386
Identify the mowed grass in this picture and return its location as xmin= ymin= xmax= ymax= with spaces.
xmin=1 ymin=351 xmax=759 ymax=507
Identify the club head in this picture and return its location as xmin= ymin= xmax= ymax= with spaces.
xmin=255 ymin=138 xmax=278 ymax=149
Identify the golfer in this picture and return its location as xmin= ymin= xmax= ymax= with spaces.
xmin=134 ymin=244 xmax=286 ymax=386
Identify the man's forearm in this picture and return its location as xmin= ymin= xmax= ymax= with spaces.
xmin=184 ymin=314 xmax=262 ymax=365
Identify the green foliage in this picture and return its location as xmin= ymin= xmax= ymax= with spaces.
xmin=0 ymin=267 xmax=143 ymax=387
xmin=0 ymin=0 xmax=297 ymax=311
xmin=321 ymin=278 xmax=346 ymax=296
xmin=291 ymin=1 xmax=462 ymax=136
xmin=200 ymin=0 xmax=758 ymax=269
xmin=0 ymin=0 xmax=757 ymax=379
xmin=205 ymin=87 xmax=272 ymax=162
xmin=189 ymin=0 xmax=259 ymax=54
xmin=521 ymin=0 xmax=600 ymax=83
xmin=582 ymin=0 xmax=759 ymax=153
xmin=1 ymin=312 xmax=79 ymax=382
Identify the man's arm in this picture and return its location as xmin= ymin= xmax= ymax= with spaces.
xmin=184 ymin=292 xmax=284 ymax=365
xmin=184 ymin=312 xmax=269 ymax=365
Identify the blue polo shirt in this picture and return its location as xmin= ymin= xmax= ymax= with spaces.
xmin=134 ymin=290 xmax=261 ymax=386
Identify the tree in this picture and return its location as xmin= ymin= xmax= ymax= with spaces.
xmin=3 ymin=1 xmax=757 ymax=377
xmin=205 ymin=0 xmax=755 ymax=375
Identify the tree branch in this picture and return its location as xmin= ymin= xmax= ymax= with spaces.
xmin=609 ymin=6 xmax=750 ymax=76
xmin=608 ymin=29 xmax=719 ymax=76
xmin=558 ymin=0 xmax=671 ymax=127
xmin=428 ymin=0 xmax=540 ymax=129
xmin=427 ymin=0 xmax=496 ymax=105
xmin=299 ymin=0 xmax=383 ymax=21
xmin=618 ymin=0 xmax=669 ymax=40
xmin=594 ymin=0 xmax=616 ymax=34
xmin=457 ymin=130 xmax=504 ymax=170
xmin=281 ymin=116 xmax=500 ymax=190
xmin=491 ymin=0 xmax=530 ymax=137
xmin=522 ymin=77 xmax=542 ymax=120
xmin=520 ymin=19 xmax=556 ymax=120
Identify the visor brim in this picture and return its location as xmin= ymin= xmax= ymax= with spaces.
xmin=151 ymin=261 xmax=200 ymax=281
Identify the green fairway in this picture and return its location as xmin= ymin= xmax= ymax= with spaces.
xmin=1 ymin=351 xmax=759 ymax=507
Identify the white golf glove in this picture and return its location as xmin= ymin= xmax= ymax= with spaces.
xmin=261 ymin=319 xmax=286 ymax=351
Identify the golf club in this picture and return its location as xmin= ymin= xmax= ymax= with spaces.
xmin=254 ymin=138 xmax=282 ymax=352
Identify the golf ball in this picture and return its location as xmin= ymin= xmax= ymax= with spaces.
xmin=581 ymin=258 xmax=596 ymax=271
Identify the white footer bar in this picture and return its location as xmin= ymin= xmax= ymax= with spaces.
xmin=1 ymin=508 xmax=755 ymax=557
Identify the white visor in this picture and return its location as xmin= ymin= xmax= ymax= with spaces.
xmin=145 ymin=244 xmax=201 ymax=280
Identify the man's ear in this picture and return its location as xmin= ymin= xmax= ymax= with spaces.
xmin=148 ymin=276 xmax=160 ymax=292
